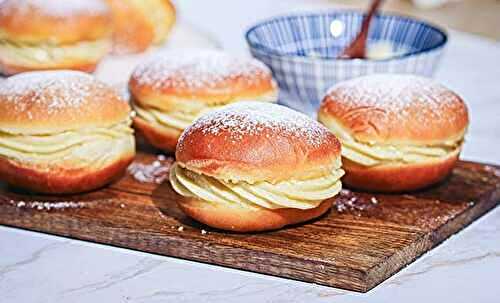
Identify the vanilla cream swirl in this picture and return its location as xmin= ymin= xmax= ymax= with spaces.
xmin=323 ymin=121 xmax=463 ymax=166
xmin=0 ymin=120 xmax=134 ymax=168
xmin=170 ymin=163 xmax=344 ymax=210
xmin=133 ymin=94 xmax=278 ymax=131
xmin=0 ymin=38 xmax=110 ymax=67
xmin=133 ymin=103 xmax=209 ymax=131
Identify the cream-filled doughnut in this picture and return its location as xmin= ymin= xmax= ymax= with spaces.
xmin=318 ymin=74 xmax=469 ymax=192
xmin=105 ymin=0 xmax=176 ymax=54
xmin=0 ymin=0 xmax=112 ymax=75
xmin=129 ymin=50 xmax=278 ymax=152
xmin=170 ymin=102 xmax=343 ymax=232
xmin=0 ymin=71 xmax=135 ymax=194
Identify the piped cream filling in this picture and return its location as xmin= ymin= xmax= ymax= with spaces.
xmin=323 ymin=121 xmax=463 ymax=166
xmin=134 ymin=103 xmax=209 ymax=131
xmin=0 ymin=38 xmax=110 ymax=67
xmin=133 ymin=94 xmax=278 ymax=131
xmin=170 ymin=163 xmax=344 ymax=210
xmin=0 ymin=121 xmax=134 ymax=169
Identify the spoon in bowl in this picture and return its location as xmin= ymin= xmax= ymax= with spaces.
xmin=338 ymin=0 xmax=384 ymax=59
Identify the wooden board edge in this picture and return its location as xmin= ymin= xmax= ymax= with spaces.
xmin=363 ymin=184 xmax=500 ymax=292
xmin=1 ymin=160 xmax=499 ymax=293
xmin=0 ymin=210 xmax=369 ymax=292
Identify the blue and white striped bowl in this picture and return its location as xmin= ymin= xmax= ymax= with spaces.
xmin=245 ymin=11 xmax=448 ymax=116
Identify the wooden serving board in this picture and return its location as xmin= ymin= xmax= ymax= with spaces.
xmin=0 ymin=150 xmax=499 ymax=292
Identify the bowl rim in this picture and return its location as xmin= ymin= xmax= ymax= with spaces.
xmin=245 ymin=9 xmax=448 ymax=62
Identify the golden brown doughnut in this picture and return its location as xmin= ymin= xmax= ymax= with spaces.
xmin=318 ymin=74 xmax=469 ymax=192
xmin=129 ymin=50 xmax=278 ymax=152
xmin=0 ymin=70 xmax=135 ymax=194
xmin=0 ymin=0 xmax=112 ymax=75
xmin=106 ymin=0 xmax=176 ymax=54
xmin=170 ymin=102 xmax=343 ymax=232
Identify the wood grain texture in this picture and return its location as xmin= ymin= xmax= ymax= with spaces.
xmin=0 ymin=150 xmax=499 ymax=292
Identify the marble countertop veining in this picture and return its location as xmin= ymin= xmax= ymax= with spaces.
xmin=1 ymin=1 xmax=499 ymax=302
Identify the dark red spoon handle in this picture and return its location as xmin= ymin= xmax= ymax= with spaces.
xmin=338 ymin=0 xmax=384 ymax=59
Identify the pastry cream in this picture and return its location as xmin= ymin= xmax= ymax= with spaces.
xmin=133 ymin=94 xmax=278 ymax=131
xmin=0 ymin=38 xmax=110 ymax=67
xmin=0 ymin=121 xmax=134 ymax=168
xmin=322 ymin=120 xmax=463 ymax=166
xmin=134 ymin=103 xmax=204 ymax=131
xmin=170 ymin=163 xmax=344 ymax=210
xmin=366 ymin=41 xmax=409 ymax=60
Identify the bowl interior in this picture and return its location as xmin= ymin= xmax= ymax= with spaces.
xmin=246 ymin=11 xmax=447 ymax=59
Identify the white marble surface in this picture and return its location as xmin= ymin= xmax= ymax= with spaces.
xmin=1 ymin=1 xmax=499 ymax=302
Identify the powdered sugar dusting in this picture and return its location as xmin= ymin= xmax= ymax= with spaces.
xmin=181 ymin=102 xmax=332 ymax=147
xmin=131 ymin=49 xmax=272 ymax=91
xmin=0 ymin=0 xmax=109 ymax=18
xmin=0 ymin=70 xmax=109 ymax=117
xmin=327 ymin=74 xmax=464 ymax=124
xmin=335 ymin=189 xmax=378 ymax=213
xmin=11 ymin=199 xmax=86 ymax=211
xmin=128 ymin=155 xmax=174 ymax=184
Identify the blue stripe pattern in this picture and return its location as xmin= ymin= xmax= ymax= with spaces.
xmin=245 ymin=11 xmax=448 ymax=116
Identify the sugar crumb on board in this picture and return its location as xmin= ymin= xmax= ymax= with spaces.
xmin=128 ymin=154 xmax=174 ymax=184
xmin=10 ymin=199 xmax=86 ymax=211
xmin=334 ymin=189 xmax=379 ymax=215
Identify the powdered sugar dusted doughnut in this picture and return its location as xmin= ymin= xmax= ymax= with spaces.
xmin=129 ymin=49 xmax=278 ymax=152
xmin=0 ymin=0 xmax=112 ymax=75
xmin=320 ymin=74 xmax=468 ymax=145
xmin=0 ymin=0 xmax=109 ymax=17
xmin=171 ymin=102 xmax=343 ymax=232
xmin=106 ymin=0 xmax=176 ymax=54
xmin=318 ymin=74 xmax=469 ymax=192
xmin=177 ymin=102 xmax=341 ymax=184
xmin=0 ymin=70 xmax=130 ymax=134
xmin=0 ymin=70 xmax=135 ymax=194
xmin=129 ymin=49 xmax=278 ymax=107
xmin=0 ymin=0 xmax=111 ymax=44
